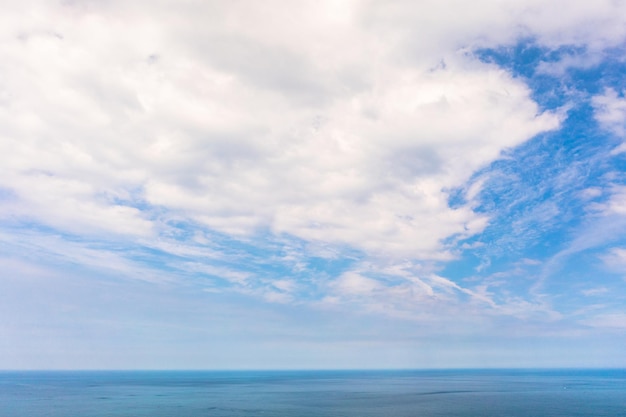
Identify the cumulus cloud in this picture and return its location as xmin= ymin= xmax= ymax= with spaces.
xmin=593 ymin=88 xmax=626 ymax=144
xmin=0 ymin=1 xmax=561 ymax=257
xmin=1 ymin=0 xmax=626 ymax=315
xmin=360 ymin=0 xmax=626 ymax=55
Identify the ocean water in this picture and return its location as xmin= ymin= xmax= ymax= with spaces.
xmin=0 ymin=369 xmax=624 ymax=416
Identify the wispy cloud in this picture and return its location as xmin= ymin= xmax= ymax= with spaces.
xmin=600 ymin=247 xmax=626 ymax=274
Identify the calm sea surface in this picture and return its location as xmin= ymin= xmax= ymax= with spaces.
xmin=1 ymin=369 xmax=624 ymax=416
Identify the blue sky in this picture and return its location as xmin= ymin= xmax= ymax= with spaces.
xmin=2 ymin=0 xmax=626 ymax=369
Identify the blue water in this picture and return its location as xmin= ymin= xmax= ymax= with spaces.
xmin=1 ymin=369 xmax=624 ymax=416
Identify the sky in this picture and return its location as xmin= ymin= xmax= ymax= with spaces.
xmin=1 ymin=0 xmax=626 ymax=370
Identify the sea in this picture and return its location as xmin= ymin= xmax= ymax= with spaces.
xmin=0 ymin=369 xmax=624 ymax=416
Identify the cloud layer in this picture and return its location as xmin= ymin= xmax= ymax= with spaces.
xmin=0 ymin=1 xmax=569 ymax=258
xmin=3 ymin=0 xmax=626 ymax=368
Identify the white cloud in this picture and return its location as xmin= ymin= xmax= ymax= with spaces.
xmin=581 ymin=287 xmax=609 ymax=297
xmin=593 ymin=88 xmax=626 ymax=139
xmin=331 ymin=271 xmax=383 ymax=297
xmin=580 ymin=313 xmax=626 ymax=330
xmin=2 ymin=0 xmax=626 ymax=314
xmin=320 ymin=260 xmax=562 ymax=324
xmin=579 ymin=187 xmax=603 ymax=201
xmin=590 ymin=185 xmax=626 ymax=216
xmin=601 ymin=247 xmax=626 ymax=272
xmin=536 ymin=51 xmax=605 ymax=76
xmin=0 ymin=1 xmax=564 ymax=262
xmin=0 ymin=230 xmax=172 ymax=284
xmin=360 ymin=0 xmax=626 ymax=55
